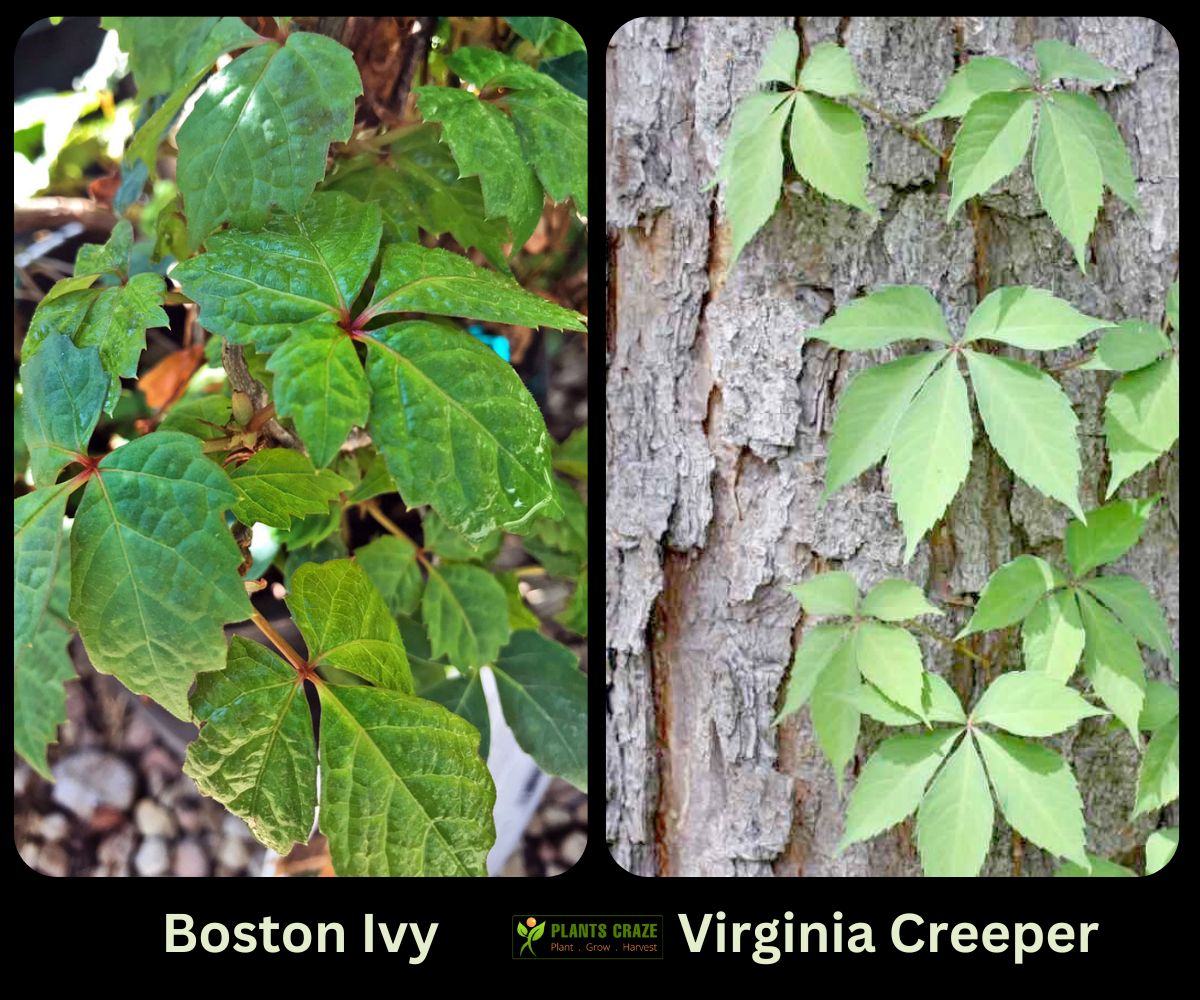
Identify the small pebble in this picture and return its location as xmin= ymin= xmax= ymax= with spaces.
xmin=541 ymin=805 xmax=571 ymax=830
xmin=37 ymin=844 xmax=69 ymax=877
xmin=122 ymin=711 xmax=157 ymax=751
xmin=89 ymin=805 xmax=127 ymax=833
xmin=18 ymin=841 xmax=40 ymax=871
xmin=97 ymin=826 xmax=136 ymax=873
xmin=173 ymin=838 xmax=210 ymax=878
xmin=134 ymin=799 xmax=177 ymax=838
xmin=36 ymin=812 xmax=71 ymax=843
xmin=560 ymin=830 xmax=587 ymax=865
xmin=134 ymin=836 xmax=170 ymax=877
xmin=217 ymin=836 xmax=250 ymax=870
xmin=140 ymin=747 xmax=178 ymax=796
xmin=175 ymin=801 xmax=205 ymax=834
xmin=14 ymin=763 xmax=32 ymax=797
xmin=51 ymin=750 xmax=137 ymax=819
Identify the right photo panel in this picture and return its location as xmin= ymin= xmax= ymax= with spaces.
xmin=606 ymin=16 xmax=1179 ymax=877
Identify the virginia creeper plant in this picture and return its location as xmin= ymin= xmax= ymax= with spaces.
xmin=14 ymin=16 xmax=588 ymax=876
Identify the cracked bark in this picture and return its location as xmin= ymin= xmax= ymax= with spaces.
xmin=606 ymin=16 xmax=1178 ymax=877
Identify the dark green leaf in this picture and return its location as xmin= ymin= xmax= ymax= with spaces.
xmin=422 ymin=562 xmax=510 ymax=667
xmin=354 ymin=535 xmax=424 ymax=618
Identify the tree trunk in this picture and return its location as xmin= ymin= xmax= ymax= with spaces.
xmin=605 ymin=16 xmax=1179 ymax=877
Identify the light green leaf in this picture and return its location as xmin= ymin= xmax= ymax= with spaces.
xmin=1077 ymin=590 xmax=1146 ymax=744
xmin=787 ymin=571 xmax=859 ymax=617
xmin=885 ymin=356 xmax=974 ymax=562
xmin=916 ymin=56 xmax=1032 ymax=123
xmin=1021 ymin=589 xmax=1086 ymax=680
xmin=776 ymin=623 xmax=849 ymax=722
xmin=286 ymin=559 xmax=412 ymax=692
xmin=1133 ymin=716 xmax=1179 ymax=817
xmin=1104 ymin=356 xmax=1179 ymax=496
xmin=925 ymin=673 xmax=968 ymax=724
xmin=957 ymin=554 xmax=1059 ymax=639
xmin=798 ymin=42 xmax=862 ymax=97
xmin=317 ymin=683 xmax=496 ymax=876
xmin=69 ymin=432 xmax=252 ymax=719
xmin=1081 ymin=575 xmax=1175 ymax=669
xmin=1066 ymin=496 xmax=1157 ymax=577
xmin=1055 ymin=855 xmax=1136 ymax=877
xmin=854 ymin=682 xmax=924 ymax=726
xmin=810 ymin=640 xmax=861 ymax=790
xmin=172 ymin=192 xmax=383 ymax=348
xmin=422 ymin=671 xmax=491 ymax=760
xmin=856 ymin=672 xmax=965 ymax=727
xmin=75 ymin=219 xmax=133 ymax=278
xmin=861 ymin=578 xmax=942 ymax=621
xmin=229 ymin=449 xmax=352 ymax=529
xmin=716 ymin=91 xmax=793 ymax=263
xmin=184 ymin=636 xmax=316 ymax=854
xmin=267 ymin=325 xmax=370 ymax=470
xmin=1033 ymin=39 xmax=1117 ymax=86
xmin=972 ymin=671 xmax=1105 ymax=736
xmin=422 ymin=562 xmax=511 ymax=668
xmin=20 ymin=335 xmax=107 ymax=489
xmin=1051 ymin=91 xmax=1140 ymax=211
xmin=839 ymin=729 xmax=961 ymax=852
xmin=1145 ymin=827 xmax=1179 ymax=875
xmin=1082 ymin=321 xmax=1169 ymax=372
xmin=492 ymin=630 xmax=587 ymax=791
xmin=176 ymin=32 xmax=362 ymax=249
xmin=1034 ymin=97 xmax=1104 ymax=270
xmin=789 ymin=91 xmax=873 ymax=213
xmin=975 ymin=729 xmax=1089 ymax=869
xmin=823 ymin=351 xmax=946 ymax=498
xmin=810 ymin=287 xmax=951 ymax=350
xmin=354 ymin=535 xmax=424 ymax=619
xmin=1138 ymin=680 xmax=1178 ymax=732
xmin=757 ymin=30 xmax=798 ymax=86
xmin=963 ymin=286 xmax=1105 ymax=350
xmin=854 ymin=621 xmax=927 ymax=719
xmin=916 ymin=734 xmax=994 ymax=877
xmin=947 ymin=90 xmax=1036 ymax=218
xmin=964 ymin=349 xmax=1085 ymax=521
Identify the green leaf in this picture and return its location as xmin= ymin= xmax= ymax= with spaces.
xmin=172 ymin=192 xmax=383 ymax=348
xmin=422 ymin=509 xmax=503 ymax=564
xmin=964 ymin=349 xmax=1085 ymax=521
xmin=947 ymin=90 xmax=1037 ymax=218
xmin=798 ymin=42 xmax=862 ymax=97
xmin=317 ymin=682 xmax=496 ymax=876
xmin=1034 ymin=97 xmax=1104 ymax=270
xmin=854 ymin=621 xmax=927 ymax=719
xmin=354 ymin=535 xmax=424 ymax=619
xmin=184 ymin=636 xmax=316 ymax=854
xmin=1033 ymin=39 xmax=1116 ymax=86
xmin=787 ymin=571 xmax=859 ymax=617
xmin=757 ymin=30 xmax=799 ymax=86
xmin=415 ymin=85 xmax=544 ymax=248
xmin=522 ymin=476 xmax=587 ymax=576
xmin=810 ymin=640 xmax=861 ymax=791
xmin=972 ymin=671 xmax=1105 ymax=736
xmin=76 ymin=219 xmax=133 ymax=279
xmin=267 ymin=325 xmax=370 ymax=469
xmin=776 ymin=623 xmax=849 ymax=722
xmin=103 ymin=16 xmax=256 ymax=101
xmin=716 ymin=91 xmax=792 ymax=263
xmin=69 ymin=432 xmax=252 ymax=719
xmin=1138 ymin=680 xmax=1179 ymax=732
xmin=555 ymin=568 xmax=588 ymax=637
xmin=505 ymin=17 xmax=583 ymax=56
xmin=811 ymin=287 xmax=951 ymax=350
xmin=1051 ymin=91 xmax=1140 ymax=212
xmin=492 ymin=630 xmax=587 ymax=791
xmin=1104 ymin=356 xmax=1179 ymax=496
xmin=422 ymin=671 xmax=491 ymax=761
xmin=228 ymin=449 xmax=352 ymax=529
xmin=839 ymin=729 xmax=961 ymax=852
xmin=1145 ymin=827 xmax=1179 ymax=875
xmin=1065 ymin=496 xmax=1157 ymax=577
xmin=1133 ymin=716 xmax=1179 ymax=816
xmin=975 ymin=729 xmax=1089 ymax=869
xmin=497 ymin=570 xmax=542 ymax=632
xmin=823 ymin=350 xmax=946 ymax=497
xmin=789 ymin=91 xmax=873 ymax=213
xmin=278 ymin=501 xmax=342 ymax=551
xmin=1077 ymin=590 xmax=1146 ymax=744
xmin=916 ymin=56 xmax=1032 ymax=123
xmin=365 ymin=321 xmax=558 ymax=539
xmin=1082 ymin=321 xmax=1169 ymax=372
xmin=422 ymin=562 xmax=511 ymax=668
xmin=345 ymin=450 xmax=397 ymax=504
xmin=885 ymin=356 xmax=973 ymax=562
xmin=853 ymin=682 xmax=921 ymax=726
xmin=14 ymin=484 xmax=74 ymax=779
xmin=159 ymin=394 xmax=232 ymax=439
xmin=916 ymin=734 xmax=994 ymax=877
xmin=1081 ymin=575 xmax=1175 ymax=669
xmin=855 ymin=672 xmax=965 ymax=727
xmin=1055 ymin=855 xmax=1136 ymax=877
xmin=553 ymin=425 xmax=587 ymax=480
xmin=1021 ymin=589 xmax=1086 ymax=680
xmin=925 ymin=673 xmax=968 ymax=724
xmin=286 ymin=559 xmax=412 ymax=692
xmin=958 ymin=554 xmax=1059 ymax=639
xmin=176 ymin=32 xmax=361 ymax=249
xmin=963 ymin=286 xmax=1105 ymax=350
xmin=861 ymin=578 xmax=942 ymax=621
xmin=19 ymin=335 xmax=107 ymax=489
xmin=365 ymin=244 xmax=585 ymax=330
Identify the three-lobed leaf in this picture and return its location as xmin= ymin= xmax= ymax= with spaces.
xmin=229 ymin=449 xmax=352 ymax=529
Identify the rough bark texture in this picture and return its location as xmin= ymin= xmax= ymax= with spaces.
xmin=605 ymin=16 xmax=1179 ymax=877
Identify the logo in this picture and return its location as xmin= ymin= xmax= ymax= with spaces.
xmin=516 ymin=917 xmax=546 ymax=957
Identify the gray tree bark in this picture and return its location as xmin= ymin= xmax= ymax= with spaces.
xmin=605 ymin=16 xmax=1179 ymax=877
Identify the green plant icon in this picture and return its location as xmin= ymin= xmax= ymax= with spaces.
xmin=517 ymin=917 xmax=546 ymax=956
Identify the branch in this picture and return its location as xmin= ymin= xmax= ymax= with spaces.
xmin=907 ymin=618 xmax=991 ymax=668
xmin=14 ymin=196 xmax=116 ymax=237
xmin=362 ymin=500 xmax=430 ymax=568
xmin=250 ymin=611 xmax=310 ymax=675
xmin=220 ymin=340 xmax=302 ymax=450
xmin=849 ymin=96 xmax=948 ymax=162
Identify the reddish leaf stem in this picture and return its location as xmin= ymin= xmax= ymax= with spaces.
xmin=251 ymin=611 xmax=311 ymax=677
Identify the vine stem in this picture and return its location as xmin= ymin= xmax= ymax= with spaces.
xmin=907 ymin=618 xmax=991 ymax=668
xmin=849 ymin=95 xmax=948 ymax=161
xmin=363 ymin=500 xmax=431 ymax=569
xmin=251 ymin=611 xmax=310 ymax=676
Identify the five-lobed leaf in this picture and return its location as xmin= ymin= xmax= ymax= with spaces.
xmin=947 ymin=90 xmax=1037 ymax=219
xmin=917 ymin=733 xmax=994 ymax=877
xmin=1033 ymin=98 xmax=1104 ymax=271
xmin=971 ymin=671 xmax=1105 ymax=736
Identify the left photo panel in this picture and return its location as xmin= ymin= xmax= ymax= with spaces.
xmin=14 ymin=15 xmax=588 ymax=877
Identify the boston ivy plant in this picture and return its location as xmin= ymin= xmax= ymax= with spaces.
xmin=14 ymin=16 xmax=588 ymax=877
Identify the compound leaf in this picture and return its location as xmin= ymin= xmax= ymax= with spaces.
xmin=972 ymin=671 xmax=1105 ymax=737
xmin=811 ymin=287 xmax=951 ymax=350
xmin=1104 ymin=357 xmax=1179 ymax=496
xmin=1021 ymin=589 xmax=1086 ymax=680
xmin=1065 ymin=496 xmax=1157 ymax=577
xmin=787 ymin=571 xmax=859 ymax=617
xmin=947 ymin=90 xmax=1036 ymax=218
xmin=1077 ymin=590 xmax=1146 ymax=744
xmin=957 ymin=554 xmax=1059 ymax=639
xmin=963 ymin=286 xmax=1104 ymax=350
xmin=1034 ymin=97 xmax=1104 ymax=270
xmin=422 ymin=562 xmax=510 ymax=668
xmin=1033 ymin=39 xmax=1116 ymax=86
xmin=776 ymin=623 xmax=849 ymax=722
xmin=916 ymin=733 xmax=994 ymax=877
xmin=789 ymin=91 xmax=872 ymax=213
xmin=861 ymin=578 xmax=943 ymax=621
xmin=229 ymin=448 xmax=352 ymax=529
xmin=916 ymin=56 xmax=1032 ymax=123
xmin=798 ymin=42 xmax=861 ymax=98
